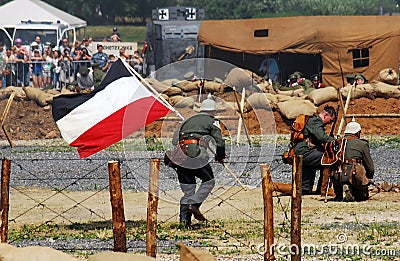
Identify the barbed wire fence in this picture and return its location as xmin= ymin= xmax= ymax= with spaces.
xmin=0 ymin=144 xmax=300 ymax=259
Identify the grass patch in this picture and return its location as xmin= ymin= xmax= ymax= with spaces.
xmin=86 ymin=25 xmax=146 ymax=47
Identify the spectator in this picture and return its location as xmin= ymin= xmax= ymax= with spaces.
xmin=79 ymin=47 xmax=92 ymax=68
xmin=110 ymin=27 xmax=121 ymax=41
xmin=31 ymin=36 xmax=45 ymax=55
xmin=2 ymin=48 xmax=16 ymax=86
xmin=42 ymin=47 xmax=53 ymax=88
xmin=92 ymin=44 xmax=110 ymax=72
xmin=0 ymin=42 xmax=5 ymax=87
xmin=59 ymin=38 xmax=69 ymax=54
xmin=108 ymin=54 xmax=116 ymax=69
xmin=71 ymin=47 xmax=82 ymax=78
xmin=30 ymin=49 xmax=44 ymax=89
xmin=14 ymin=38 xmax=30 ymax=86
xmin=131 ymin=50 xmax=144 ymax=74
xmin=60 ymin=48 xmax=74 ymax=86
xmin=51 ymin=50 xmax=62 ymax=90
xmin=81 ymin=39 xmax=92 ymax=56
xmin=118 ymin=47 xmax=129 ymax=61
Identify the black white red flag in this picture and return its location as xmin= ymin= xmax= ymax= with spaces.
xmin=52 ymin=59 xmax=172 ymax=158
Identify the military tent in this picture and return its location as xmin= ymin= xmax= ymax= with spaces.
xmin=198 ymin=16 xmax=400 ymax=87
xmin=0 ymin=0 xmax=87 ymax=28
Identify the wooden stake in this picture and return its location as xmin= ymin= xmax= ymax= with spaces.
xmin=108 ymin=160 xmax=127 ymax=252
xmin=260 ymin=163 xmax=274 ymax=261
xmin=0 ymin=158 xmax=11 ymax=243
xmin=291 ymin=155 xmax=302 ymax=261
xmin=146 ymin=158 xmax=160 ymax=258
xmin=0 ymin=92 xmax=15 ymax=148
xmin=233 ymin=87 xmax=251 ymax=145
xmin=337 ymin=85 xmax=353 ymax=136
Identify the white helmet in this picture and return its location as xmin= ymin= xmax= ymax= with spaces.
xmin=344 ymin=117 xmax=361 ymax=134
xmin=200 ymin=94 xmax=216 ymax=111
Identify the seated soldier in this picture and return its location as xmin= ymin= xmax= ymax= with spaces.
xmin=280 ymin=71 xmax=312 ymax=91
xmin=331 ymin=118 xmax=374 ymax=202
xmin=310 ymin=74 xmax=325 ymax=89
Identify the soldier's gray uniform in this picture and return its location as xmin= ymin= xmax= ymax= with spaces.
xmin=332 ymin=135 xmax=374 ymax=201
xmin=172 ymin=101 xmax=225 ymax=226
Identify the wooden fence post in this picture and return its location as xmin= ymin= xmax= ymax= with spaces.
xmin=0 ymin=158 xmax=11 ymax=243
xmin=260 ymin=163 xmax=274 ymax=261
xmin=108 ymin=160 xmax=127 ymax=252
xmin=291 ymin=155 xmax=302 ymax=261
xmin=146 ymin=158 xmax=160 ymax=258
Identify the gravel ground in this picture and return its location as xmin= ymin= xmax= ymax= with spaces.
xmin=0 ymin=137 xmax=399 ymax=258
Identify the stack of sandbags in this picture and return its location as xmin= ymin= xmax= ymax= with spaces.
xmin=145 ymin=78 xmax=183 ymax=97
xmin=378 ymin=68 xmax=398 ymax=85
xmin=277 ymin=99 xmax=317 ymax=119
xmin=340 ymin=83 xmax=374 ymax=99
xmin=23 ymin=87 xmax=54 ymax=106
xmin=371 ymin=80 xmax=400 ymax=98
xmin=88 ymin=251 xmax=155 ymax=261
xmin=0 ymin=243 xmax=79 ymax=261
xmin=275 ymin=94 xmax=307 ymax=103
xmin=0 ymin=86 xmax=26 ymax=101
xmin=308 ymin=86 xmax=338 ymax=105
xmin=169 ymin=95 xmax=195 ymax=108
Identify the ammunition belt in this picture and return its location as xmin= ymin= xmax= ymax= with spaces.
xmin=180 ymin=139 xmax=199 ymax=145
xmin=344 ymin=158 xmax=362 ymax=164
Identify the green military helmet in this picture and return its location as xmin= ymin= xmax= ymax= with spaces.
xmin=292 ymin=71 xmax=303 ymax=78
xmin=354 ymin=73 xmax=366 ymax=80
xmin=311 ymin=74 xmax=319 ymax=81
xmin=200 ymin=94 xmax=216 ymax=111
xmin=345 ymin=73 xmax=355 ymax=79
xmin=288 ymin=74 xmax=298 ymax=81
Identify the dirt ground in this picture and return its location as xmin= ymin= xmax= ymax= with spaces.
xmin=1 ymin=96 xmax=399 ymax=142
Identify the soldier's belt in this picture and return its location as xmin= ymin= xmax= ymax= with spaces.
xmin=180 ymin=139 xmax=199 ymax=145
xmin=344 ymin=158 xmax=362 ymax=164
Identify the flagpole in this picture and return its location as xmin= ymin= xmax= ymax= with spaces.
xmin=121 ymin=59 xmax=185 ymax=121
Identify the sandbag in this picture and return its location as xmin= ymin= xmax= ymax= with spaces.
xmin=277 ymin=88 xmax=305 ymax=97
xmin=277 ymin=100 xmax=317 ymax=119
xmin=168 ymin=95 xmax=185 ymax=106
xmin=340 ymin=84 xmax=374 ymax=99
xmin=378 ymin=68 xmax=398 ymax=85
xmin=174 ymin=97 xmax=195 ymax=108
xmin=144 ymin=78 xmax=169 ymax=93
xmin=257 ymin=80 xmax=276 ymax=94
xmin=275 ymin=94 xmax=307 ymax=103
xmin=45 ymin=89 xmax=61 ymax=95
xmin=60 ymin=87 xmax=74 ymax=95
xmin=0 ymin=243 xmax=79 ymax=261
xmin=1 ymin=86 xmax=26 ymax=101
xmin=88 ymin=251 xmax=156 ymax=261
xmin=180 ymin=80 xmax=199 ymax=92
xmin=224 ymin=68 xmax=254 ymax=88
xmin=179 ymin=242 xmax=216 ymax=261
xmin=161 ymin=78 xmax=181 ymax=87
xmin=23 ymin=87 xmax=41 ymax=101
xmin=163 ymin=86 xmax=183 ymax=96
xmin=371 ymin=80 xmax=400 ymax=98
xmin=247 ymin=93 xmax=274 ymax=110
xmin=38 ymin=92 xmax=55 ymax=106
xmin=308 ymin=86 xmax=338 ymax=105
xmin=202 ymin=81 xmax=225 ymax=93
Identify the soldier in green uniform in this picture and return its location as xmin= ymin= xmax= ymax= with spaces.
xmin=332 ymin=118 xmax=374 ymax=202
xmin=280 ymin=71 xmax=312 ymax=91
xmin=294 ymin=105 xmax=337 ymax=194
xmin=171 ymin=95 xmax=226 ymax=226
xmin=92 ymin=63 xmax=106 ymax=89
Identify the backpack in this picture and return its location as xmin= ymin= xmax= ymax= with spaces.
xmin=282 ymin=114 xmax=309 ymax=165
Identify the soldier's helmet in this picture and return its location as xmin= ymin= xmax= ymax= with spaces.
xmin=200 ymin=94 xmax=216 ymax=111
xmin=344 ymin=117 xmax=361 ymax=134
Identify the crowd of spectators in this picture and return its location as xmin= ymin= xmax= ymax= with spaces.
xmin=0 ymin=27 xmax=144 ymax=92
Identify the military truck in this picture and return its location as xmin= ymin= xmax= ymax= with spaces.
xmin=144 ymin=6 xmax=205 ymax=75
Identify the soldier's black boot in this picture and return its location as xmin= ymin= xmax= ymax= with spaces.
xmin=179 ymin=204 xmax=192 ymax=227
xmin=333 ymin=183 xmax=343 ymax=201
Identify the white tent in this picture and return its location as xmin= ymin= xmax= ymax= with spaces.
xmin=0 ymin=0 xmax=87 ymax=28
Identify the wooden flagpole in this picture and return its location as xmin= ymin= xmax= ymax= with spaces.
xmin=121 ymin=59 xmax=185 ymax=121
